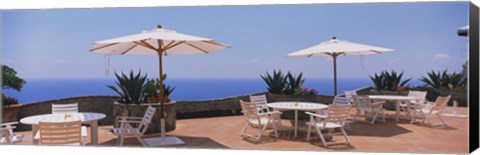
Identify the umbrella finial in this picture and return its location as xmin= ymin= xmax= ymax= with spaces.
xmin=332 ymin=36 xmax=337 ymax=40
xmin=157 ymin=24 xmax=162 ymax=29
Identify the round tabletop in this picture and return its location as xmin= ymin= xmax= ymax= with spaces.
xmin=368 ymin=95 xmax=416 ymax=101
xmin=20 ymin=112 xmax=106 ymax=125
xmin=267 ymin=102 xmax=328 ymax=111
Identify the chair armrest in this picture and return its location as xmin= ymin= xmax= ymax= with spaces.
xmin=372 ymin=101 xmax=385 ymax=105
xmin=116 ymin=116 xmax=143 ymax=120
xmin=305 ymin=112 xmax=324 ymax=118
xmin=1 ymin=122 xmax=19 ymax=126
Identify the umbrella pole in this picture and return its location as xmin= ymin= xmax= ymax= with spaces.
xmin=332 ymin=54 xmax=338 ymax=96
xmin=158 ymin=49 xmax=165 ymax=139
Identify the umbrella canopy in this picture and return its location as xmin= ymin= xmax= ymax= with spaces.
xmin=287 ymin=36 xmax=393 ymax=95
xmin=90 ymin=25 xmax=229 ymax=140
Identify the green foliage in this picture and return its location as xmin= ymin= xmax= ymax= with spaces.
xmin=2 ymin=65 xmax=26 ymax=91
xmin=2 ymin=94 xmax=18 ymax=106
xmin=107 ymin=70 xmax=150 ymax=104
xmin=285 ymin=72 xmax=305 ymax=95
xmin=369 ymin=70 xmax=412 ymax=91
xmin=261 ymin=70 xmax=288 ymax=94
xmin=145 ymin=74 xmax=175 ymax=103
xmin=462 ymin=61 xmax=468 ymax=87
xmin=420 ymin=69 xmax=465 ymax=90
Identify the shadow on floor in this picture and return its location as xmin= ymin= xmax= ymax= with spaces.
xmin=99 ymin=135 xmax=229 ymax=149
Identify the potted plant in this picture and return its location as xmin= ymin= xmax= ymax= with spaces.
xmin=369 ymin=70 xmax=412 ymax=110
xmin=2 ymin=65 xmax=26 ymax=122
xmin=108 ymin=70 xmax=176 ymax=133
xmin=420 ymin=69 xmax=467 ymax=106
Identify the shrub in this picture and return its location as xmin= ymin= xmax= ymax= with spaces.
xmin=2 ymin=94 xmax=18 ymax=106
xmin=261 ymin=70 xmax=288 ymax=94
xmin=420 ymin=69 xmax=465 ymax=90
xmin=107 ymin=70 xmax=150 ymax=104
xmin=369 ymin=70 xmax=411 ymax=91
xmin=145 ymin=74 xmax=175 ymax=103
xmin=1 ymin=65 xmax=26 ymax=105
xmin=285 ymin=72 xmax=305 ymax=95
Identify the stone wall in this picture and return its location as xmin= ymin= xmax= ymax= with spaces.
xmin=12 ymin=92 xmax=337 ymax=131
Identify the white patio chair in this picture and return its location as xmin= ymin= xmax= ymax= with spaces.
xmin=305 ymin=104 xmax=352 ymax=147
xmin=330 ymin=96 xmax=353 ymax=131
xmin=239 ymin=100 xmax=281 ymax=144
xmin=410 ymin=95 xmax=451 ymax=127
xmin=401 ymin=91 xmax=427 ymax=118
xmin=249 ymin=94 xmax=270 ymax=113
xmin=38 ymin=120 xmax=86 ymax=146
xmin=344 ymin=90 xmax=358 ymax=103
xmin=52 ymin=103 xmax=79 ymax=114
xmin=352 ymin=96 xmax=386 ymax=124
xmin=1 ymin=122 xmax=24 ymax=144
xmin=112 ymin=105 xmax=156 ymax=146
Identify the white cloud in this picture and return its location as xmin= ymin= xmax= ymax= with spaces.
xmin=434 ymin=53 xmax=450 ymax=60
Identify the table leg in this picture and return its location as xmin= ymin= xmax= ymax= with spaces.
xmin=91 ymin=121 xmax=99 ymax=145
xmin=294 ymin=110 xmax=298 ymax=138
xmin=396 ymin=101 xmax=401 ymax=122
xmin=32 ymin=125 xmax=39 ymax=144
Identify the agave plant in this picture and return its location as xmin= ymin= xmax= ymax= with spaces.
xmin=285 ymin=72 xmax=305 ymax=95
xmin=145 ymin=74 xmax=176 ymax=103
xmin=107 ymin=70 xmax=150 ymax=104
xmin=261 ymin=70 xmax=288 ymax=94
xmin=369 ymin=72 xmax=385 ymax=90
xmin=421 ymin=69 xmax=465 ymax=89
xmin=369 ymin=70 xmax=411 ymax=91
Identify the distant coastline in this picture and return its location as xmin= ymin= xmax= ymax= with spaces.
xmin=3 ymin=78 xmax=425 ymax=104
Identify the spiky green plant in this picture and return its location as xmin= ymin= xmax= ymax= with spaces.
xmin=145 ymin=74 xmax=175 ymax=102
xmin=420 ymin=69 xmax=465 ymax=89
xmin=261 ymin=70 xmax=288 ymax=94
xmin=107 ymin=70 xmax=150 ymax=104
xmin=369 ymin=72 xmax=385 ymax=90
xmin=370 ymin=70 xmax=411 ymax=91
xmin=285 ymin=72 xmax=305 ymax=95
xmin=420 ymin=70 xmax=442 ymax=89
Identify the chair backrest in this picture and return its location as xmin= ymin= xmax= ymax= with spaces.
xmin=408 ymin=91 xmax=427 ymax=102
xmin=323 ymin=104 xmax=352 ymax=126
xmin=240 ymin=100 xmax=261 ymax=123
xmin=138 ymin=106 xmax=156 ymax=134
xmin=39 ymin=120 xmax=82 ymax=145
xmin=344 ymin=90 xmax=358 ymax=102
xmin=352 ymin=95 xmax=374 ymax=109
xmin=332 ymin=96 xmax=350 ymax=105
xmin=430 ymin=95 xmax=451 ymax=113
xmin=52 ymin=103 xmax=79 ymax=114
xmin=249 ymin=94 xmax=268 ymax=107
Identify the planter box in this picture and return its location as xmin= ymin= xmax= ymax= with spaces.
xmin=113 ymin=101 xmax=176 ymax=134
xmin=2 ymin=104 xmax=22 ymax=122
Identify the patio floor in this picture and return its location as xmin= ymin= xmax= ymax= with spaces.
xmin=10 ymin=107 xmax=469 ymax=154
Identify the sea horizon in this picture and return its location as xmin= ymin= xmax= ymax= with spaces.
xmin=2 ymin=78 xmax=425 ymax=104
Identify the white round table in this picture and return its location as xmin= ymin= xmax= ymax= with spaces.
xmin=368 ymin=95 xmax=417 ymax=121
xmin=20 ymin=112 xmax=106 ymax=145
xmin=267 ymin=102 xmax=328 ymax=138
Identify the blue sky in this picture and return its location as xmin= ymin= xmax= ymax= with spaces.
xmin=1 ymin=2 xmax=468 ymax=80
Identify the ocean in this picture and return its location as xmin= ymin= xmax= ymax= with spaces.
xmin=2 ymin=78 xmax=424 ymax=104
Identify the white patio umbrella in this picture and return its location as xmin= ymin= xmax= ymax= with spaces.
xmin=90 ymin=25 xmax=230 ymax=145
xmin=287 ymin=36 xmax=393 ymax=95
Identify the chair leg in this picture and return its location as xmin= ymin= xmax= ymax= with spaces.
xmin=410 ymin=109 xmax=417 ymax=124
xmin=340 ymin=127 xmax=351 ymax=145
xmin=82 ymin=137 xmax=86 ymax=146
xmin=371 ymin=111 xmax=379 ymax=124
xmin=306 ymin=123 xmax=312 ymax=141
xmin=256 ymin=122 xmax=270 ymax=144
xmin=381 ymin=110 xmax=386 ymax=123
xmin=240 ymin=123 xmax=249 ymax=136
xmin=437 ymin=113 xmax=448 ymax=127
xmin=119 ymin=135 xmax=125 ymax=146
xmin=353 ymin=110 xmax=360 ymax=122
xmin=135 ymin=134 xmax=147 ymax=147
xmin=315 ymin=126 xmax=327 ymax=147
xmin=272 ymin=122 xmax=279 ymax=139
